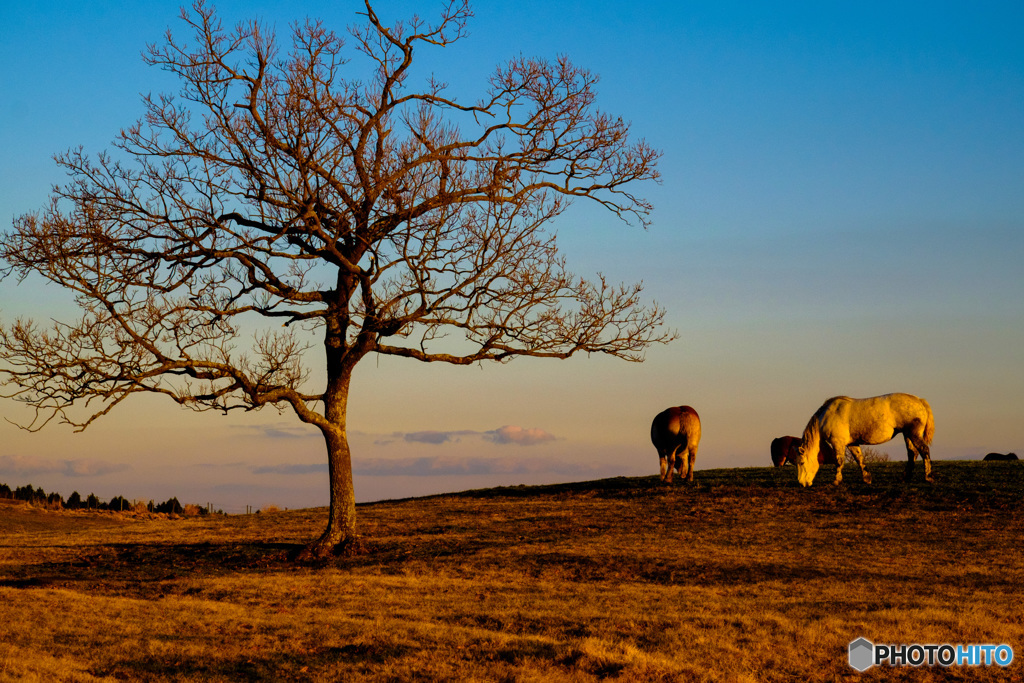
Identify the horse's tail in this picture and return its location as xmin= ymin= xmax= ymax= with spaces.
xmin=921 ymin=397 xmax=935 ymax=445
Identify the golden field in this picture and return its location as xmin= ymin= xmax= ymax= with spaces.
xmin=1 ymin=460 xmax=1022 ymax=682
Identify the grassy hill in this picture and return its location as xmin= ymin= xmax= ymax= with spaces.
xmin=1 ymin=460 xmax=1022 ymax=681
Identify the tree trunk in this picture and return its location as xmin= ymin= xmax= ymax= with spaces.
xmin=298 ymin=423 xmax=358 ymax=559
xmin=297 ymin=310 xmax=362 ymax=560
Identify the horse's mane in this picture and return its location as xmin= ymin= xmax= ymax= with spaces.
xmin=800 ymin=413 xmax=820 ymax=447
xmin=801 ymin=396 xmax=853 ymax=446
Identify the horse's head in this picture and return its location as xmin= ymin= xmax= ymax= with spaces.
xmin=795 ymin=440 xmax=820 ymax=487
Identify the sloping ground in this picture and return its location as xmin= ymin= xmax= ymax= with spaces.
xmin=0 ymin=498 xmax=171 ymax=535
xmin=0 ymin=498 xmax=130 ymax=534
xmin=0 ymin=460 xmax=1022 ymax=682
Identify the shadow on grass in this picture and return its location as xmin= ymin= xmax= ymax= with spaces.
xmin=0 ymin=540 xmax=304 ymax=595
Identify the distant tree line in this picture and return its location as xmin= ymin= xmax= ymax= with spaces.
xmin=0 ymin=481 xmax=204 ymax=514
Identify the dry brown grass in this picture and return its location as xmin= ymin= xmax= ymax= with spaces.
xmin=0 ymin=460 xmax=1022 ymax=681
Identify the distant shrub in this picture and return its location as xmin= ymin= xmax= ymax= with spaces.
xmin=14 ymin=485 xmax=44 ymax=504
xmin=0 ymin=481 xmax=206 ymax=517
xmin=154 ymin=497 xmax=183 ymax=514
xmin=859 ymin=446 xmax=890 ymax=463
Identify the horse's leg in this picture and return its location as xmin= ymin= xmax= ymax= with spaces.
xmin=685 ymin=446 xmax=698 ymax=483
xmin=903 ymin=435 xmax=919 ymax=482
xmin=664 ymin=446 xmax=682 ymax=483
xmin=832 ymin=441 xmax=846 ymax=485
xmin=659 ymin=452 xmax=670 ymax=482
xmin=848 ymin=445 xmax=872 ymax=484
xmin=905 ymin=434 xmax=933 ymax=483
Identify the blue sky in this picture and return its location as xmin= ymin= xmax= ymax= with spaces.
xmin=1 ymin=1 xmax=1022 ymax=511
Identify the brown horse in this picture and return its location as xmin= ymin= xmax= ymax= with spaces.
xmin=772 ymin=435 xmax=840 ymax=467
xmin=795 ymin=393 xmax=934 ymax=486
xmin=651 ymin=406 xmax=701 ymax=483
xmin=771 ymin=436 xmax=800 ymax=466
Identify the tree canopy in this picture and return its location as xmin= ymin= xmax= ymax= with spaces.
xmin=0 ymin=1 xmax=672 ymax=557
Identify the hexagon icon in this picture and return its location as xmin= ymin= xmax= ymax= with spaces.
xmin=849 ymin=637 xmax=874 ymax=672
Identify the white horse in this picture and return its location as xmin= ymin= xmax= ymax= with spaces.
xmin=796 ymin=393 xmax=935 ymax=487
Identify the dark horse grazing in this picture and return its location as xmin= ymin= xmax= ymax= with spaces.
xmin=772 ymin=435 xmax=838 ymax=467
xmin=651 ymin=406 xmax=701 ymax=483
xmin=795 ymin=393 xmax=935 ymax=486
xmin=771 ymin=436 xmax=800 ymax=467
xmin=983 ymin=452 xmax=1018 ymax=461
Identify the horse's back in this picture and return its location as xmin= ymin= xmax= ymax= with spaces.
xmin=867 ymin=393 xmax=932 ymax=435
xmin=651 ymin=406 xmax=701 ymax=449
xmin=876 ymin=392 xmax=930 ymax=417
xmin=830 ymin=393 xmax=933 ymax=444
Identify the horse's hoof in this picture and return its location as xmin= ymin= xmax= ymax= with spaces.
xmin=863 ymin=473 xmax=872 ymax=485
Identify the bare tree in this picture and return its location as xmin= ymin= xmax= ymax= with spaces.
xmin=0 ymin=1 xmax=672 ymax=558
